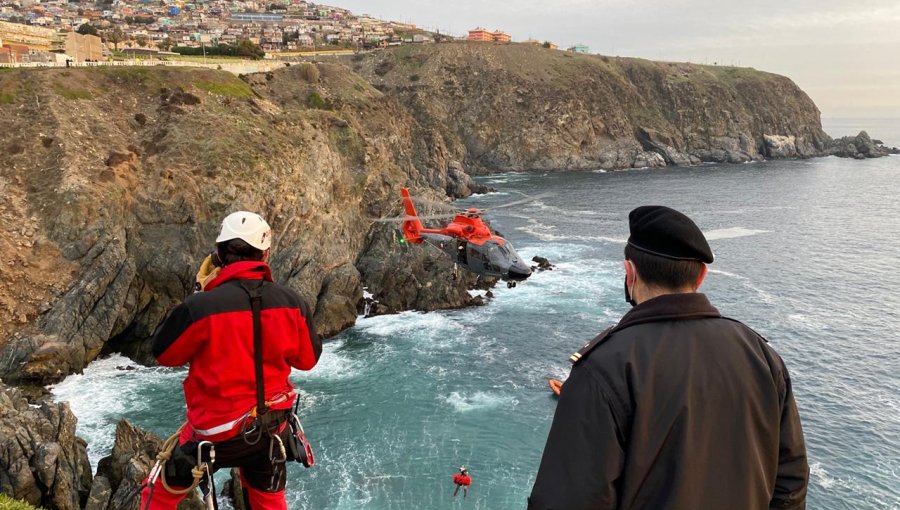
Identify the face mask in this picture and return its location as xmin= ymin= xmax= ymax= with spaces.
xmin=624 ymin=277 xmax=636 ymax=307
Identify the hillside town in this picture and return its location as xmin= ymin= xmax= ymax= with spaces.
xmin=0 ymin=0 xmax=445 ymax=62
xmin=0 ymin=0 xmax=591 ymax=64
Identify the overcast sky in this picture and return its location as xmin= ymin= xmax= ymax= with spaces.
xmin=336 ymin=0 xmax=900 ymax=118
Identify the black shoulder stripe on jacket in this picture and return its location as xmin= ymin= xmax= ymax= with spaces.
xmin=152 ymin=279 xmax=317 ymax=360
xmin=298 ymin=297 xmax=322 ymax=361
xmin=152 ymin=303 xmax=194 ymax=358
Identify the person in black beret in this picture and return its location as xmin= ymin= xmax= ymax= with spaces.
xmin=529 ymin=206 xmax=808 ymax=510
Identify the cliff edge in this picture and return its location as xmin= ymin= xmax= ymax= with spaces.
xmin=348 ymin=42 xmax=834 ymax=172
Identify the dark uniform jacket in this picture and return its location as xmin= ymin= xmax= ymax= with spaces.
xmin=529 ymin=293 xmax=808 ymax=510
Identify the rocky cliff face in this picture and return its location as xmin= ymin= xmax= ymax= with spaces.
xmin=348 ymin=43 xmax=833 ymax=172
xmin=0 ymin=64 xmax=481 ymax=386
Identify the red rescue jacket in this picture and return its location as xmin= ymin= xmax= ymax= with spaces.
xmin=152 ymin=261 xmax=321 ymax=441
xmin=453 ymin=474 xmax=471 ymax=486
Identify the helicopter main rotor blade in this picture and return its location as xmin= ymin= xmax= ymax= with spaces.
xmin=480 ymin=192 xmax=555 ymax=211
xmin=370 ymin=213 xmax=459 ymax=223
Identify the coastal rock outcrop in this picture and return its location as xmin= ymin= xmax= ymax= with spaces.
xmin=0 ymin=381 xmax=92 ymax=510
xmin=93 ymin=420 xmax=203 ymax=510
xmin=829 ymin=131 xmax=900 ymax=158
xmin=0 ymin=64 xmax=481 ymax=385
xmin=356 ymin=224 xmax=485 ymax=315
xmin=349 ymin=43 xmax=832 ymax=172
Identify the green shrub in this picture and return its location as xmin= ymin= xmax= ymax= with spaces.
xmin=329 ymin=124 xmax=364 ymax=163
xmin=194 ymin=79 xmax=253 ymax=98
xmin=53 ymin=84 xmax=92 ymax=100
xmin=306 ymin=91 xmax=330 ymax=109
xmin=172 ymin=39 xmax=265 ymax=60
xmin=0 ymin=493 xmax=40 ymax=510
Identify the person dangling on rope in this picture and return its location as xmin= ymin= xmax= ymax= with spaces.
xmin=452 ymin=466 xmax=471 ymax=498
xmin=140 ymin=211 xmax=322 ymax=510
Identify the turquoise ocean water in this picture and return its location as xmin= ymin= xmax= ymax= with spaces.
xmin=53 ymin=121 xmax=900 ymax=509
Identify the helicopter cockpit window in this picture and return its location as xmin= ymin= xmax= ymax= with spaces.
xmin=486 ymin=243 xmax=508 ymax=268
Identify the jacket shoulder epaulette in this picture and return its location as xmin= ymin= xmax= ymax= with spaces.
xmin=569 ymin=327 xmax=614 ymax=364
xmin=721 ymin=317 xmax=769 ymax=343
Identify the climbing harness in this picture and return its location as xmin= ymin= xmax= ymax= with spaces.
xmin=140 ymin=424 xmax=216 ymax=510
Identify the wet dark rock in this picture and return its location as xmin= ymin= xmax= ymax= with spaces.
xmin=356 ymin=224 xmax=485 ymax=314
xmin=221 ymin=469 xmax=246 ymax=510
xmin=531 ymin=256 xmax=555 ymax=271
xmin=0 ymin=380 xmax=91 ymax=510
xmin=830 ymin=131 xmax=900 ymax=158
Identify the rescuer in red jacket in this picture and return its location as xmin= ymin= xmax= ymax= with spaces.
xmin=140 ymin=211 xmax=321 ymax=510
xmin=453 ymin=466 xmax=471 ymax=498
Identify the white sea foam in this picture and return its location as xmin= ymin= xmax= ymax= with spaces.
xmin=444 ymin=391 xmax=518 ymax=413
xmin=50 ymin=354 xmax=185 ymax=467
xmin=706 ymin=268 xmax=776 ymax=304
xmin=704 ymin=227 xmax=769 ymax=240
xmin=356 ymin=310 xmax=467 ymax=338
xmin=294 ymin=339 xmax=365 ymax=382
xmin=810 ymin=462 xmax=836 ymax=489
xmin=518 ymin=221 xmax=628 ymax=245
xmin=465 ymin=191 xmax=509 ymax=198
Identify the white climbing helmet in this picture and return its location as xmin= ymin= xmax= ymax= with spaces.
xmin=215 ymin=211 xmax=272 ymax=251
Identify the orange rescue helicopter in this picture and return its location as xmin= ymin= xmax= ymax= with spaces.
xmin=392 ymin=188 xmax=534 ymax=287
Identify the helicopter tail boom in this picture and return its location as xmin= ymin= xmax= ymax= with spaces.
xmin=400 ymin=188 xmax=425 ymax=244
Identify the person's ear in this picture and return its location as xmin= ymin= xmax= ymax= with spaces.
xmin=624 ymin=259 xmax=636 ymax=287
xmin=263 ymin=249 xmax=270 ymax=262
xmin=694 ymin=263 xmax=708 ymax=290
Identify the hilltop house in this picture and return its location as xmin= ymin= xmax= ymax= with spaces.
xmin=467 ymin=27 xmax=510 ymax=42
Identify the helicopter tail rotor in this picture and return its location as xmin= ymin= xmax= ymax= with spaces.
xmin=400 ymin=188 xmax=425 ymax=244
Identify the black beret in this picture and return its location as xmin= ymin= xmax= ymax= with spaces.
xmin=627 ymin=206 xmax=714 ymax=263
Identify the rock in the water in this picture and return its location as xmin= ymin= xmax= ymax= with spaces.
xmin=96 ymin=419 xmax=204 ymax=510
xmin=830 ymin=131 xmax=900 ymax=158
xmin=356 ymin=222 xmax=488 ymax=314
xmin=531 ymin=256 xmax=555 ymax=271
xmin=220 ymin=469 xmax=246 ymax=510
xmin=0 ymin=380 xmax=92 ymax=510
